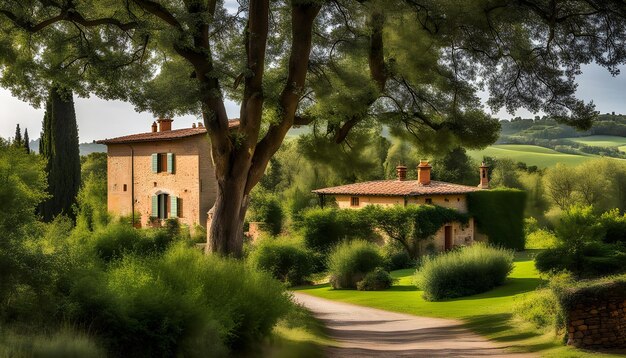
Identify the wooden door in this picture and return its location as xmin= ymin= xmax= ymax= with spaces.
xmin=444 ymin=226 xmax=453 ymax=251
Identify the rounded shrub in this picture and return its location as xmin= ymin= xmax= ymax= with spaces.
xmin=248 ymin=238 xmax=314 ymax=286
xmin=414 ymin=243 xmax=514 ymax=301
xmin=327 ymin=240 xmax=384 ymax=289
xmin=526 ymin=229 xmax=558 ymax=249
xmin=357 ymin=267 xmax=393 ymax=291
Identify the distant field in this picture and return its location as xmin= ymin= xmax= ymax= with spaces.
xmin=467 ymin=144 xmax=596 ymax=168
xmin=565 ymin=135 xmax=626 ymax=152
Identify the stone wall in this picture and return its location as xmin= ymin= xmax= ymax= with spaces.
xmin=566 ymin=282 xmax=626 ymax=349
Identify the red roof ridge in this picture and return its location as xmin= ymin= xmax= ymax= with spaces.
xmin=312 ymin=179 xmax=481 ymax=196
xmin=97 ymin=119 xmax=240 ymax=144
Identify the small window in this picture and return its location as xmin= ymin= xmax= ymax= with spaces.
xmin=350 ymin=197 xmax=360 ymax=207
xmin=123 ymin=184 xmax=127 ymax=192
xmin=444 ymin=197 xmax=449 ymax=202
xmin=152 ymin=153 xmax=175 ymax=174
xmin=425 ymin=198 xmax=432 ymax=204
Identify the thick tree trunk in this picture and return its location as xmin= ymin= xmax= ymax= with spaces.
xmin=206 ymin=177 xmax=249 ymax=257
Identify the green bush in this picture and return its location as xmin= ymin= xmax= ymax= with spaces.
xmin=301 ymin=208 xmax=376 ymax=252
xmin=249 ymin=190 xmax=284 ymax=236
xmin=600 ymin=209 xmax=626 ymax=243
xmin=467 ymin=189 xmax=527 ymax=250
xmin=327 ymin=240 xmax=384 ymax=289
xmin=526 ymin=229 xmax=558 ymax=249
xmin=414 ymin=244 xmax=514 ymax=301
xmin=248 ymin=238 xmax=314 ymax=286
xmin=0 ymin=329 xmax=106 ymax=358
xmin=67 ymin=242 xmax=291 ymax=357
xmin=89 ymin=223 xmax=180 ymax=262
xmin=536 ymin=243 xmax=626 ymax=277
xmin=513 ymin=288 xmax=562 ymax=331
xmin=382 ymin=243 xmax=415 ymax=271
xmin=357 ymin=267 xmax=393 ymax=291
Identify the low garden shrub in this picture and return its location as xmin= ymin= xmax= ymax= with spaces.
xmin=382 ymin=243 xmax=415 ymax=271
xmin=513 ymin=273 xmax=572 ymax=333
xmin=357 ymin=267 xmax=393 ymax=291
xmin=414 ymin=243 xmax=514 ymax=301
xmin=600 ymin=209 xmax=626 ymax=243
xmin=67 ymin=242 xmax=291 ymax=357
xmin=248 ymin=237 xmax=314 ymax=286
xmin=328 ymin=240 xmax=384 ymax=289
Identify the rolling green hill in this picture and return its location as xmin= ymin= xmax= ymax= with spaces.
xmin=467 ymin=144 xmax=598 ymax=168
xmin=565 ymin=135 xmax=626 ymax=152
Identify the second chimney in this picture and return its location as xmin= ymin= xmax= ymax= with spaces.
xmin=157 ymin=118 xmax=173 ymax=132
xmin=478 ymin=162 xmax=490 ymax=189
xmin=151 ymin=121 xmax=158 ymax=133
xmin=396 ymin=165 xmax=407 ymax=181
xmin=417 ymin=160 xmax=432 ymax=186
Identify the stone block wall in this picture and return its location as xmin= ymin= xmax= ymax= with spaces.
xmin=566 ymin=283 xmax=626 ymax=349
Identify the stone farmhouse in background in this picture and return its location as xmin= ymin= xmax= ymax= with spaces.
xmin=98 ymin=118 xmax=239 ymax=229
xmin=312 ymin=161 xmax=490 ymax=252
xmin=99 ymin=118 xmax=490 ymax=250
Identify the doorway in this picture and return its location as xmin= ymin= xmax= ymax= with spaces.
xmin=444 ymin=226 xmax=453 ymax=251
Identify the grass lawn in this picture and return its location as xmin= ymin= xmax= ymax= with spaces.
xmin=565 ymin=135 xmax=626 ymax=151
xmin=467 ymin=144 xmax=596 ymax=168
xmin=294 ymin=252 xmax=622 ymax=357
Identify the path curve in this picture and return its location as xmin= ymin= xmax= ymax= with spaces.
xmin=293 ymin=292 xmax=534 ymax=357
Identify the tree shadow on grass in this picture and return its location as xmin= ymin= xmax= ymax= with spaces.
xmin=462 ymin=313 xmax=563 ymax=353
xmin=388 ymin=285 xmax=418 ymax=292
xmin=439 ymin=277 xmax=544 ymax=302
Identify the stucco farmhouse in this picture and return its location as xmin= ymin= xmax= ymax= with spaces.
xmin=98 ymin=118 xmax=239 ymax=229
xmin=312 ymin=160 xmax=490 ymax=252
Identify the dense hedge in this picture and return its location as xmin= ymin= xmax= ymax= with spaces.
xmin=300 ymin=208 xmax=377 ymax=252
xmin=467 ymin=189 xmax=527 ymax=250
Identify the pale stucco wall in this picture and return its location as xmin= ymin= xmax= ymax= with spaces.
xmin=106 ymin=134 xmax=216 ymax=228
xmin=333 ymin=193 xmax=474 ymax=252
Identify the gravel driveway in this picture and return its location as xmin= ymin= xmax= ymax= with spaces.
xmin=293 ymin=292 xmax=535 ymax=357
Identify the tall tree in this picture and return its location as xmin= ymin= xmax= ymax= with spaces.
xmin=22 ymin=128 xmax=30 ymax=154
xmin=39 ymin=87 xmax=81 ymax=221
xmin=13 ymin=124 xmax=22 ymax=148
xmin=2 ymin=1 xmax=626 ymax=255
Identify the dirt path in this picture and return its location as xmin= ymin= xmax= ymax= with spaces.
xmin=293 ymin=292 xmax=534 ymax=357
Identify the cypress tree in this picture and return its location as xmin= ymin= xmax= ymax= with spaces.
xmin=23 ymin=128 xmax=30 ymax=154
xmin=39 ymin=86 xmax=81 ymax=221
xmin=13 ymin=124 xmax=22 ymax=148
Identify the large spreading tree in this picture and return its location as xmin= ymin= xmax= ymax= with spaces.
xmin=2 ymin=0 xmax=626 ymax=256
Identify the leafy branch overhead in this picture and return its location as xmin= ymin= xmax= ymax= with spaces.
xmin=2 ymin=0 xmax=626 ymax=255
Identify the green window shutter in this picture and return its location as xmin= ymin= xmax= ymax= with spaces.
xmin=170 ymin=196 xmax=178 ymax=218
xmin=151 ymin=153 xmax=159 ymax=173
xmin=151 ymin=195 xmax=158 ymax=217
xmin=167 ymin=153 xmax=174 ymax=174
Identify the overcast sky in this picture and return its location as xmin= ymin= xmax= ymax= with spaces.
xmin=0 ymin=63 xmax=624 ymax=143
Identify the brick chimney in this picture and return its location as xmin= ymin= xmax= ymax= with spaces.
xmin=157 ymin=118 xmax=173 ymax=132
xmin=192 ymin=123 xmax=197 ymax=128
xmin=396 ymin=165 xmax=407 ymax=181
xmin=478 ymin=162 xmax=490 ymax=189
xmin=151 ymin=121 xmax=158 ymax=133
xmin=417 ymin=160 xmax=431 ymax=186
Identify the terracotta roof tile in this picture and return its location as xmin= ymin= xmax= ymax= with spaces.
xmin=312 ymin=180 xmax=482 ymax=196
xmin=97 ymin=120 xmax=240 ymax=144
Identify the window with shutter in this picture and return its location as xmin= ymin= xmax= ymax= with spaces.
xmin=151 ymin=195 xmax=158 ymax=217
xmin=151 ymin=154 xmax=158 ymax=173
xmin=170 ymin=196 xmax=178 ymax=218
xmin=167 ymin=153 xmax=174 ymax=174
